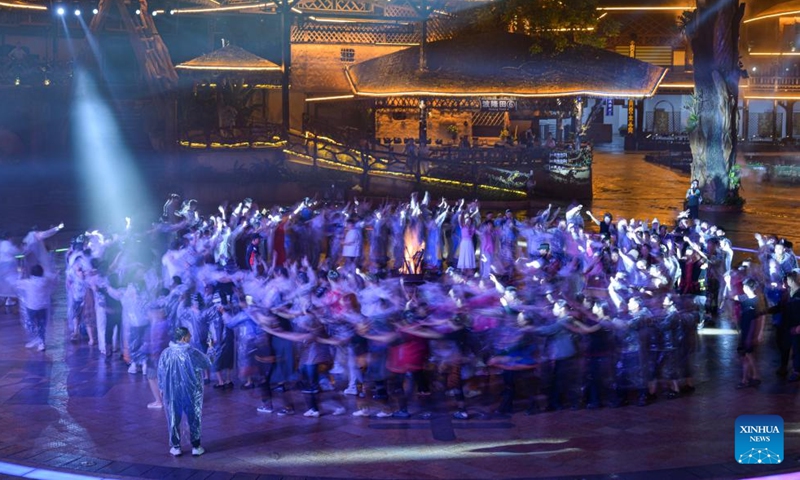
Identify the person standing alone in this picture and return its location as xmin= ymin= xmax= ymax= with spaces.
xmin=157 ymin=327 xmax=211 ymax=456
xmin=685 ymin=180 xmax=702 ymax=220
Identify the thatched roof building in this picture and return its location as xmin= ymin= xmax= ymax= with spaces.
xmin=346 ymin=32 xmax=667 ymax=99
xmin=176 ymin=45 xmax=281 ymax=72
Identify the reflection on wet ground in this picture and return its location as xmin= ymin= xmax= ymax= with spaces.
xmin=0 ymin=149 xmax=797 ymax=250
xmin=0 ymin=150 xmax=799 ymax=478
xmin=591 ymin=149 xmax=799 ymax=249
xmin=0 ymin=288 xmax=799 ymax=479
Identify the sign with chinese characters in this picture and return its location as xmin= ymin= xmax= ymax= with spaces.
xmin=627 ymin=41 xmax=636 ymax=134
xmin=480 ymin=98 xmax=517 ymax=111
xmin=627 ymin=99 xmax=635 ymax=134
xmin=605 ymin=99 xmax=614 ymax=116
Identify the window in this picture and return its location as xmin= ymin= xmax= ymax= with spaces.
xmin=672 ymin=50 xmax=686 ymax=69
xmin=340 ymin=48 xmax=355 ymax=63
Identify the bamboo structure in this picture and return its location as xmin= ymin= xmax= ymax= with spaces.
xmin=90 ymin=0 xmax=178 ymax=95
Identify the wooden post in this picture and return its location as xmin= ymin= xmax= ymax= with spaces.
xmin=280 ymin=1 xmax=293 ymax=134
xmin=636 ymin=99 xmax=645 ymax=137
xmin=742 ymin=98 xmax=749 ymax=143
xmin=419 ymin=17 xmax=427 ymax=72
xmin=312 ymin=136 xmax=318 ymax=169
xmin=418 ymin=98 xmax=428 ymax=147
xmin=417 ymin=0 xmax=428 ymax=72
xmin=772 ymin=100 xmax=778 ymax=141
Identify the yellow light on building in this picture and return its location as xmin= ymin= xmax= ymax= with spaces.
xmin=171 ymin=2 xmax=275 ymax=14
xmin=597 ymin=6 xmax=695 ymax=11
xmin=744 ymin=10 xmax=800 ymax=24
xmin=0 ymin=1 xmax=47 ymax=10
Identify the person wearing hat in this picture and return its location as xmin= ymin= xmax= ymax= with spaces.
xmin=157 ymin=326 xmax=211 ymax=456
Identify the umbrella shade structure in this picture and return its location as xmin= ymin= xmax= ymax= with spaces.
xmin=176 ymin=45 xmax=282 ymax=72
xmin=346 ymin=32 xmax=667 ymax=99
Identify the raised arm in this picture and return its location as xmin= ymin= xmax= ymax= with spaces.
xmin=585 ymin=210 xmax=601 ymax=227
xmin=35 ymin=223 xmax=64 ymax=241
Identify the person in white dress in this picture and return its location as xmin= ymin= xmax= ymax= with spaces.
xmin=457 ymin=213 xmax=477 ymax=275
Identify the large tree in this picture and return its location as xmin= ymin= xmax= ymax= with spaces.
xmin=684 ymin=0 xmax=746 ymax=205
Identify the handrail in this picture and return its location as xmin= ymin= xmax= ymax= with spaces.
xmin=747 ymin=75 xmax=800 ymax=91
xmin=284 ymin=131 xmax=592 ymax=195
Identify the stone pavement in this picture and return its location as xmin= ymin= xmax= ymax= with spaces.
xmin=1 ymin=294 xmax=800 ymax=480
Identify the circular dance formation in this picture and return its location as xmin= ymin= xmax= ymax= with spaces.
xmin=2 ymin=191 xmax=798 ymax=456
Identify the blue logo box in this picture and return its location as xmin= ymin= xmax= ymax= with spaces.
xmin=735 ymin=415 xmax=783 ymax=464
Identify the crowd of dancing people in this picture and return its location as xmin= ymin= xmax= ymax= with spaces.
xmin=2 ymin=190 xmax=800 ymax=421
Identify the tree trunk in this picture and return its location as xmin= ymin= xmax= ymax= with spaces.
xmin=688 ymin=0 xmax=744 ymax=205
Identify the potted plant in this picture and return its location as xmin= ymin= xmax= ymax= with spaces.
xmin=447 ymin=124 xmax=459 ymax=141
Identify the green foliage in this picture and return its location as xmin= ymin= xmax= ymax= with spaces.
xmin=677 ymin=10 xmax=696 ymax=36
xmin=728 ymin=164 xmax=741 ymax=190
xmin=684 ymin=93 xmax=700 ymax=133
xmin=218 ymin=79 xmax=262 ymax=127
xmin=452 ymin=0 xmax=617 ymax=53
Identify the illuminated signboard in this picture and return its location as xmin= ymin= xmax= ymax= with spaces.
xmin=480 ymin=98 xmax=517 ymax=111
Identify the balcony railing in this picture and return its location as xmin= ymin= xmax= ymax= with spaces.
xmin=747 ymin=75 xmax=800 ymax=92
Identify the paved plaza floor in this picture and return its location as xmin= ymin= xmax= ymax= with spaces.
xmin=1 ymin=286 xmax=800 ymax=480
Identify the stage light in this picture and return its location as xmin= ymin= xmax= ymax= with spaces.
xmin=43 ymin=78 xmax=51 ymax=86
xmin=56 ymin=6 xmax=65 ymax=15
xmin=135 ymin=8 xmax=140 ymax=14
xmin=74 ymin=8 xmax=80 ymax=15
xmin=72 ymin=69 xmax=155 ymax=239
xmin=152 ymin=10 xmax=157 ymax=16
xmin=92 ymin=8 xmax=98 ymax=14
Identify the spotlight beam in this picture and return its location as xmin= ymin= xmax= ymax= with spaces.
xmin=71 ymin=69 xmax=154 ymax=232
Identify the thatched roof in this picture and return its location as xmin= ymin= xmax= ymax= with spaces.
xmin=176 ymin=45 xmax=281 ymax=72
xmin=346 ymin=33 xmax=667 ymax=99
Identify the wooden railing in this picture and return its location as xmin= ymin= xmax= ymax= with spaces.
xmin=284 ymin=131 xmax=592 ymax=195
xmin=747 ymin=75 xmax=800 ymax=92
xmin=178 ymin=123 xmax=286 ymax=149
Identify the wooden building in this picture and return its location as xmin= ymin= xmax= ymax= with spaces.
xmin=343 ymin=31 xmax=666 ymax=147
